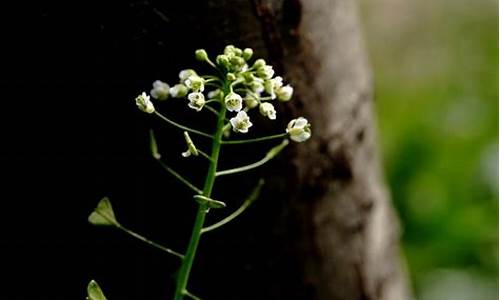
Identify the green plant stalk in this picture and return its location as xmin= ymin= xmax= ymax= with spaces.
xmin=173 ymin=99 xmax=227 ymax=300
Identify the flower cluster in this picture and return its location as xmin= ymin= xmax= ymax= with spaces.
xmin=135 ymin=45 xmax=311 ymax=142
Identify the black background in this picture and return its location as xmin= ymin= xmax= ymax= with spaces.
xmin=0 ymin=1 xmax=301 ymax=299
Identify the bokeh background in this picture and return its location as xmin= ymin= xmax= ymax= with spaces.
xmin=359 ymin=0 xmax=498 ymax=299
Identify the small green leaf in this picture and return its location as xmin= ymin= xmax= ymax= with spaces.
xmin=86 ymin=280 xmax=108 ymax=300
xmin=193 ymin=195 xmax=226 ymax=209
xmin=88 ymin=197 xmax=119 ymax=226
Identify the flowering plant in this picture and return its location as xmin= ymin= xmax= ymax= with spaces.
xmin=86 ymin=45 xmax=311 ymax=300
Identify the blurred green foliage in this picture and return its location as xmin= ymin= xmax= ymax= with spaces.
xmin=359 ymin=0 xmax=498 ymax=299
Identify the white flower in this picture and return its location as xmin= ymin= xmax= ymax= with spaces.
xmin=224 ymin=92 xmax=243 ymax=112
xmin=135 ymin=92 xmax=155 ymax=114
xmin=257 ymin=65 xmax=275 ymax=79
xmin=179 ymin=69 xmax=197 ymax=82
xmin=182 ymin=131 xmax=198 ymax=157
xmin=259 ymin=102 xmax=276 ymax=120
xmin=286 ymin=117 xmax=311 ymax=142
xmin=187 ymin=92 xmax=205 ymax=111
xmin=277 ymin=85 xmax=294 ymax=102
xmin=150 ymin=80 xmax=170 ymax=101
xmin=230 ymin=111 xmax=253 ymax=133
xmin=184 ymin=75 xmax=205 ymax=92
xmin=169 ymin=84 xmax=188 ymax=98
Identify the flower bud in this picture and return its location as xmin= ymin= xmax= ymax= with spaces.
xmin=277 ymin=85 xmax=294 ymax=102
xmin=253 ymin=59 xmax=266 ymax=69
xmin=245 ymin=97 xmax=259 ymax=109
xmin=150 ymin=80 xmax=170 ymax=101
xmin=230 ymin=56 xmax=245 ymax=67
xmin=242 ymin=48 xmax=253 ymax=60
xmin=195 ymin=49 xmax=208 ymax=61
xmin=135 ymin=92 xmax=155 ymax=114
xmin=227 ymin=73 xmax=237 ymax=81
xmin=216 ymin=54 xmax=230 ymax=67
xmin=256 ymin=65 xmax=275 ymax=80
xmin=169 ymin=84 xmax=188 ymax=98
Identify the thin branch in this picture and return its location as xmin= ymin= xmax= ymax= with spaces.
xmin=197 ymin=149 xmax=214 ymax=162
xmin=154 ymin=111 xmax=213 ymax=139
xmin=216 ymin=139 xmax=289 ymax=176
xmin=183 ymin=290 xmax=202 ymax=300
xmin=156 ymin=159 xmax=203 ymax=194
xmin=202 ymin=179 xmax=264 ymax=233
xmin=116 ymin=225 xmax=184 ymax=259
xmin=221 ymin=133 xmax=288 ymax=145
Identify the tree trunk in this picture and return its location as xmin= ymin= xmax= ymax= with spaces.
xmin=175 ymin=1 xmax=411 ymax=299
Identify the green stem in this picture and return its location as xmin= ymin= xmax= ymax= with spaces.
xmin=173 ymin=96 xmax=228 ymax=300
xmin=221 ymin=133 xmax=288 ymax=145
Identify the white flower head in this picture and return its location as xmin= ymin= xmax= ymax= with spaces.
xmin=169 ymin=84 xmax=188 ymax=98
xmin=150 ymin=80 xmax=170 ymax=101
xmin=187 ymin=92 xmax=206 ymax=112
xmin=277 ymin=85 xmax=294 ymax=102
xmin=179 ymin=69 xmax=197 ymax=82
xmin=135 ymin=92 xmax=155 ymax=114
xmin=185 ymin=75 xmax=205 ymax=92
xmin=230 ymin=111 xmax=253 ymax=133
xmin=287 ymin=117 xmax=311 ymax=142
xmin=259 ymin=102 xmax=276 ymax=120
xmin=224 ymin=92 xmax=243 ymax=112
xmin=182 ymin=131 xmax=199 ymax=157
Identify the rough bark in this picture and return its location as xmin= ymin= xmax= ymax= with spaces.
xmin=131 ymin=0 xmax=412 ymax=299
